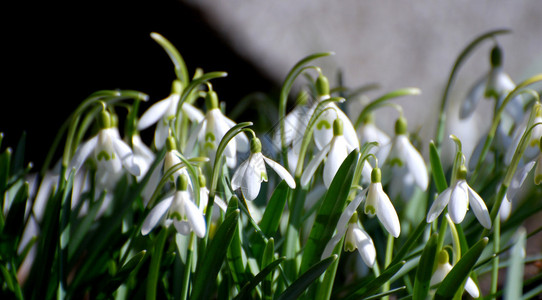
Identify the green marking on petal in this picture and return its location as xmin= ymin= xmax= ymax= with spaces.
xmin=170 ymin=211 xmax=183 ymax=221
xmin=97 ymin=150 xmax=111 ymax=161
xmin=204 ymin=142 xmax=215 ymax=150
xmin=205 ymin=132 xmax=216 ymax=142
xmin=365 ymin=205 xmax=376 ymax=216
xmin=344 ymin=240 xmax=356 ymax=252
xmin=390 ymin=158 xmax=403 ymax=167
xmin=261 ymin=172 xmax=268 ymax=181
xmin=317 ymin=120 xmax=331 ymax=130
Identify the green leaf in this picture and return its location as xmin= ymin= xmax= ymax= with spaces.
xmin=388 ymin=219 xmax=427 ymax=268
xmin=504 ymin=228 xmax=526 ymax=300
xmin=260 ymin=180 xmax=289 ymax=238
xmin=277 ymin=255 xmax=338 ymax=300
xmin=150 ymin=32 xmax=189 ymax=86
xmin=299 ymin=149 xmax=359 ymax=274
xmin=435 ymin=237 xmax=489 ymax=300
xmin=11 ymin=132 xmax=26 ymax=175
xmin=235 ymin=256 xmax=285 ymax=300
xmin=355 ymin=87 xmax=421 ymax=128
xmin=413 ymin=233 xmax=438 ymax=300
xmin=103 ymin=250 xmax=147 ymax=294
xmin=0 ymin=147 xmax=12 ymax=198
xmin=3 ymin=182 xmax=29 ymax=244
xmin=429 ymin=141 xmax=448 ymax=193
xmin=343 ymin=261 xmax=406 ymax=300
xmin=191 ymin=209 xmax=240 ymax=300
xmin=362 ymin=286 xmax=406 ymax=300
xmin=227 ymin=196 xmax=248 ymax=287
xmin=261 ymin=238 xmax=275 ymax=299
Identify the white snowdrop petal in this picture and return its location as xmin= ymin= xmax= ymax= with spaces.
xmin=427 ymin=187 xmax=452 ymax=223
xmin=138 ymin=96 xmax=173 ymax=130
xmin=153 ymin=120 xmax=169 ymax=150
xmin=181 ymin=102 xmax=204 ymax=123
xmin=242 ymin=156 xmax=263 ymax=201
xmin=313 ymin=107 xmax=336 ymax=150
xmin=467 ymin=186 xmax=492 ymax=229
xmin=449 ymin=181 xmax=469 ymax=224
xmin=430 ymin=263 xmax=452 ymax=286
xmin=336 ymin=108 xmax=359 ymax=150
xmin=141 ymin=196 xmax=174 ymax=235
xmin=300 ymin=143 xmax=331 ymax=187
xmin=460 ymin=75 xmax=486 ymax=119
xmin=323 ymin=137 xmax=349 ymax=188
xmin=184 ymin=199 xmax=206 ymax=238
xmin=375 ymin=184 xmax=400 ymax=238
xmin=112 ymin=138 xmax=141 ymax=176
xmin=464 ymin=277 xmax=480 ymax=299
xmin=401 ymin=136 xmax=428 ymax=190
xmin=173 ymin=220 xmax=191 ymax=235
xmin=353 ymin=227 xmax=376 ymax=267
xmin=263 ymin=156 xmax=296 ymax=189
xmin=184 ymin=119 xmax=206 ymax=155
xmin=231 ymin=159 xmax=249 ymax=191
xmin=68 ymin=136 xmax=98 ymax=176
xmin=499 ymin=195 xmax=512 ymax=221
xmin=133 ymin=135 xmax=155 ymax=162
xmin=213 ymin=195 xmax=227 ymax=212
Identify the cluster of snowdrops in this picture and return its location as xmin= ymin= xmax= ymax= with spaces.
xmin=1 ymin=30 xmax=541 ymax=299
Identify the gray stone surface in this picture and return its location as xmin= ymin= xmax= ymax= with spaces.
xmin=185 ymin=0 xmax=542 ymax=161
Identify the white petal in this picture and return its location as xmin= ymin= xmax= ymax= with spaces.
xmin=263 ymin=156 xmax=296 ymax=189
xmin=468 ymin=186 xmax=491 ymax=229
xmin=68 ymin=136 xmax=98 ymax=176
xmin=376 ymin=140 xmax=392 ymax=165
xmin=499 ymin=195 xmax=512 ymax=221
xmin=184 ymin=199 xmax=206 ymax=238
xmin=430 ymin=263 xmax=452 ymax=286
xmin=153 ymin=120 xmax=170 ymax=150
xmin=231 ymin=159 xmax=249 ymax=191
xmin=184 ymin=119 xmax=206 ymax=155
xmin=181 ymin=102 xmax=204 ymax=122
xmin=300 ymin=143 xmax=331 ymax=187
xmin=224 ymin=116 xmax=249 ymax=153
xmin=313 ymin=107 xmax=336 ymax=150
xmin=138 ymin=96 xmax=173 ymax=130
xmin=213 ymin=195 xmax=227 ymax=212
xmin=173 ymin=220 xmax=191 ymax=235
xmin=448 ymin=181 xmax=469 ymax=224
xmin=375 ymin=184 xmax=400 ymax=238
xmin=399 ymin=136 xmax=428 ymax=190
xmin=241 ymin=155 xmax=264 ymax=201
xmin=460 ymin=75 xmax=486 ymax=119
xmin=359 ymin=123 xmax=390 ymax=148
xmin=112 ymin=138 xmax=141 ymax=176
xmin=427 ymin=187 xmax=452 ymax=223
xmin=336 ymin=108 xmax=359 ymax=150
xmin=141 ymin=196 xmax=173 ymax=235
xmin=323 ymin=137 xmax=349 ymax=188
xmin=464 ymin=277 xmax=480 ymax=298
xmin=133 ymin=135 xmax=155 ymax=162
xmin=353 ymin=226 xmax=376 ymax=267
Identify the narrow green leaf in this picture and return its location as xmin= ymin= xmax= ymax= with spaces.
xmin=260 ymin=180 xmax=289 ymax=238
xmin=362 ymin=286 xmax=406 ymax=300
xmin=3 ymin=182 xmax=29 ymax=244
xmin=435 ymin=237 xmax=489 ymax=299
xmin=227 ymin=196 xmax=247 ymax=287
xmin=150 ymin=32 xmax=189 ymax=86
xmin=429 ymin=141 xmax=448 ymax=193
xmin=344 ymin=261 xmax=406 ymax=300
xmin=0 ymin=148 xmax=12 ymax=197
xmin=104 ymin=250 xmax=147 ymax=293
xmin=299 ymin=150 xmax=359 ymax=274
xmin=413 ymin=233 xmax=438 ymax=300
xmin=504 ymin=228 xmax=526 ymax=300
xmin=261 ymin=238 xmax=275 ymax=299
xmin=277 ymin=255 xmax=338 ymax=300
xmin=355 ymin=87 xmax=421 ymax=128
xmin=389 ymin=219 xmax=427 ymax=268
xmin=235 ymin=256 xmax=285 ymax=300
xmin=11 ymin=132 xmax=26 ymax=174
xmin=191 ymin=209 xmax=240 ymax=300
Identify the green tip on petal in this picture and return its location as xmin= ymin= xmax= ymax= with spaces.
xmin=490 ymin=45 xmax=502 ymax=67
xmin=437 ymin=250 xmax=449 ymax=264
xmin=172 ymin=80 xmax=183 ymax=94
xmin=199 ymin=174 xmax=206 ymax=187
xmin=362 ymin=113 xmax=375 ymax=125
xmin=333 ymin=118 xmax=343 ymax=136
xmin=348 ymin=211 xmax=358 ymax=224
xmin=365 ymin=205 xmax=376 ymax=216
xmin=205 ymin=90 xmax=219 ymax=110
xmin=344 ymin=240 xmax=356 ymax=252
xmin=166 ymin=136 xmax=177 ymax=151
xmin=456 ymin=165 xmax=468 ymax=180
xmin=98 ymin=109 xmax=111 ymax=129
xmin=316 ymin=74 xmax=330 ymax=97
xmin=371 ymin=167 xmax=381 ymax=183
xmin=177 ymin=174 xmax=189 ymax=191
xmin=250 ymin=137 xmax=262 ymax=153
xmin=394 ymin=117 xmax=408 ymax=135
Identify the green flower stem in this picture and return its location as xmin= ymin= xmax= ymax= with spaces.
xmin=150 ymin=32 xmax=189 ymax=86
xmin=434 ymin=28 xmax=510 ymax=151
xmin=180 ymin=232 xmax=196 ymax=300
xmin=472 ymin=75 xmax=542 ymax=181
xmin=146 ymin=227 xmax=170 ymax=300
xmin=445 ymin=215 xmax=461 ymax=264
xmin=354 ymin=87 xmax=420 ymax=128
xmin=382 ymin=233 xmax=395 ymax=300
xmin=490 ymin=214 xmax=501 ymax=300
xmin=294 ymin=97 xmax=344 ymax=178
xmin=281 ymin=181 xmax=306 ymax=287
xmin=436 ymin=216 xmax=448 ymax=254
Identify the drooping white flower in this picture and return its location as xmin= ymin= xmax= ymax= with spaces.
xmin=185 ymin=90 xmax=249 ymax=168
xmin=358 ymin=113 xmax=390 ymax=153
xmin=364 ymin=168 xmax=401 ymax=238
xmin=430 ymin=250 xmax=480 ymax=298
xmin=138 ymin=80 xmax=204 ymax=149
xmin=231 ymin=137 xmax=296 ymax=201
xmin=301 ymin=118 xmax=358 ymax=188
xmin=427 ymin=165 xmax=491 ymax=229
xmin=312 ymin=74 xmax=359 ymax=151
xmin=141 ymin=174 xmax=206 ymax=237
xmin=378 ymin=116 xmax=428 ymax=191
xmin=344 ymin=213 xmax=376 ymax=268
xmin=505 ymin=103 xmax=542 ymax=164
xmin=68 ymin=110 xmax=141 ymax=183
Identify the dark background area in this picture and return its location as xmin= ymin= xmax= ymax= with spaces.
xmin=2 ymin=0 xmax=277 ymax=170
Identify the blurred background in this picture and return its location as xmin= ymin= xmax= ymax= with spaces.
xmin=2 ymin=0 xmax=542 ymax=169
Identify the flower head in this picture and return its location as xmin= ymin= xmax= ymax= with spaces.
xmin=344 ymin=212 xmax=376 ymax=268
xmin=430 ymin=250 xmax=480 ymax=298
xmin=427 ymin=165 xmax=491 ymax=229
xmin=231 ymin=136 xmax=295 ymax=201
xmin=364 ymin=168 xmax=401 ymax=238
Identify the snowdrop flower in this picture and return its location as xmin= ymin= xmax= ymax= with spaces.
xmin=312 ymin=74 xmax=359 ymax=151
xmin=430 ymin=250 xmax=480 ymax=298
xmin=427 ymin=165 xmax=491 ymax=229
xmin=231 ymin=136 xmax=296 ymax=201
xmin=378 ymin=116 xmax=428 ymax=191
xmin=358 ymin=113 xmax=390 ymax=154
xmin=68 ymin=109 xmax=141 ymax=184
xmin=132 ymin=134 xmax=155 ymax=181
xmin=364 ymin=167 xmax=401 ymax=238
xmin=505 ymin=103 xmax=542 ymax=164
xmin=185 ymin=90 xmax=249 ymax=168
xmin=138 ymin=80 xmax=204 ymax=149
xmin=141 ymin=174 xmax=206 ymax=237
xmin=196 ymin=173 xmax=227 ymax=215
xmin=163 ymin=137 xmax=190 ymax=183
xmin=301 ymin=118 xmax=358 ymax=188
xmin=344 ymin=212 xmax=376 ymax=268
